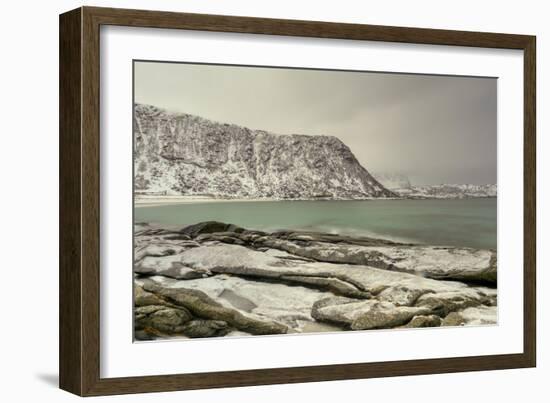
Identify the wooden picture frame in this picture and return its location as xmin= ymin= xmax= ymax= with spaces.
xmin=59 ymin=6 xmax=536 ymax=396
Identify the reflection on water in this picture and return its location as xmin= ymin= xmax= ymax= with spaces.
xmin=135 ymin=198 xmax=496 ymax=250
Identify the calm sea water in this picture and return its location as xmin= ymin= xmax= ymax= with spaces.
xmin=135 ymin=198 xmax=496 ymax=250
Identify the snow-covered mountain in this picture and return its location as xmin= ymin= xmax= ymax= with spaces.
xmin=397 ymin=184 xmax=497 ymax=199
xmin=134 ymin=104 xmax=395 ymax=199
xmin=373 ymin=172 xmax=496 ymax=199
xmin=372 ymin=172 xmax=412 ymax=190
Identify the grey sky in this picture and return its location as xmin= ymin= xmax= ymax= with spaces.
xmin=134 ymin=61 xmax=497 ymax=185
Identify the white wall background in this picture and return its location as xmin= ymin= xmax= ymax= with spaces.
xmin=0 ymin=0 xmax=546 ymax=401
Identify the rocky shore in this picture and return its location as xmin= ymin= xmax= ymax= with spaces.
xmin=134 ymin=221 xmax=497 ymax=340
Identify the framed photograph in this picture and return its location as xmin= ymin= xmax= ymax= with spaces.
xmin=59 ymin=6 xmax=536 ymax=396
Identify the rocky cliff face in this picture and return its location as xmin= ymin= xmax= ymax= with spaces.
xmin=134 ymin=104 xmax=395 ymax=199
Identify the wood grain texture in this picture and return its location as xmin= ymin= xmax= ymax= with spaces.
xmin=86 ymin=6 xmax=532 ymax=49
xmin=59 ymin=8 xmax=83 ymax=396
xmin=59 ymin=6 xmax=537 ymax=396
xmin=523 ymin=38 xmax=536 ymax=367
xmin=81 ymin=6 xmax=102 ymax=396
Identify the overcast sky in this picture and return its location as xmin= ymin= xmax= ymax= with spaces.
xmin=134 ymin=61 xmax=497 ymax=185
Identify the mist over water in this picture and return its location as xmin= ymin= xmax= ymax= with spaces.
xmin=135 ymin=198 xmax=496 ymax=250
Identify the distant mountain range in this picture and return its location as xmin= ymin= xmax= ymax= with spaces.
xmin=371 ymin=172 xmax=412 ymax=191
xmin=396 ymin=184 xmax=497 ymax=199
xmin=373 ymin=172 xmax=496 ymax=199
xmin=134 ymin=104 xmax=395 ymax=199
xmin=134 ymin=104 xmax=495 ymax=201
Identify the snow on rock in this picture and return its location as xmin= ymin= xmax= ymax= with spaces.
xmin=311 ymin=297 xmax=431 ymax=330
xmin=147 ymin=274 xmax=336 ymax=332
xmin=134 ymin=104 xmax=395 ymax=199
xmin=133 ymin=222 xmax=498 ymax=339
xmin=353 ymin=245 xmax=497 ymax=285
xmin=396 ymin=183 xmax=497 ymax=199
xmin=137 ymin=277 xmax=289 ymax=337
xmin=254 ymin=237 xmax=497 ymax=285
xmin=441 ymin=305 xmax=497 ymax=326
xmin=458 ymin=306 xmax=498 ymax=325
xmin=372 ymin=172 xmax=412 ymax=190
xmin=372 ymin=172 xmax=496 ymax=199
xmin=134 ymin=255 xmax=211 ymax=280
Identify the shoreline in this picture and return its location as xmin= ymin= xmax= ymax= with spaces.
xmin=134 ymin=220 xmax=497 ymax=340
xmin=134 ymin=195 xmax=495 ymax=208
xmin=134 ymin=195 xmax=403 ymax=207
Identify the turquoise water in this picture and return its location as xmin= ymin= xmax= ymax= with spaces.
xmin=135 ymin=198 xmax=497 ymax=250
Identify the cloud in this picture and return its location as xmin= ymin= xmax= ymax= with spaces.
xmin=135 ymin=61 xmax=496 ymax=185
